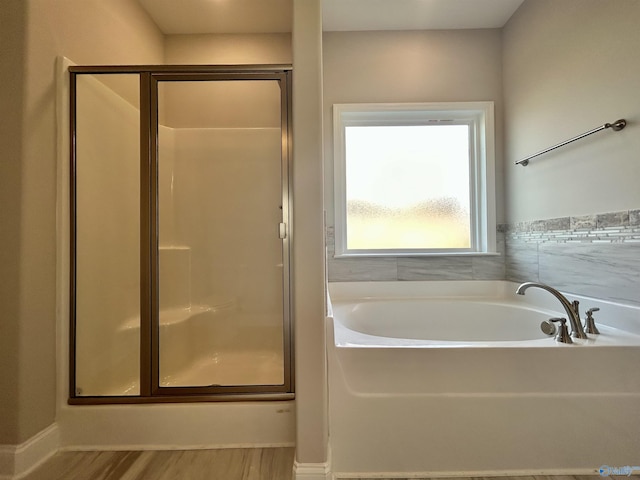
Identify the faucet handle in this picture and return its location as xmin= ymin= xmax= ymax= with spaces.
xmin=550 ymin=317 xmax=573 ymax=344
xmin=540 ymin=320 xmax=557 ymax=336
xmin=572 ymin=300 xmax=580 ymax=316
xmin=584 ymin=308 xmax=600 ymax=334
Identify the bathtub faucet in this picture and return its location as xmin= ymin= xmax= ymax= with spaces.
xmin=515 ymin=282 xmax=588 ymax=339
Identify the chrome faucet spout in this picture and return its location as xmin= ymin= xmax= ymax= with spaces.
xmin=516 ymin=282 xmax=588 ymax=339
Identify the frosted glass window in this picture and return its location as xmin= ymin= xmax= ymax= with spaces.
xmin=345 ymin=125 xmax=471 ymax=250
xmin=333 ymin=102 xmax=496 ymax=256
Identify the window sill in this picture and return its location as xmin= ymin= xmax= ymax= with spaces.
xmin=332 ymin=251 xmax=502 ymax=259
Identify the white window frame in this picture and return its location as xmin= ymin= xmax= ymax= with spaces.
xmin=333 ymin=102 xmax=496 ymax=257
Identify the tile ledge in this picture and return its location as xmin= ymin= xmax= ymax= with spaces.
xmin=333 ymin=252 xmax=501 ymax=259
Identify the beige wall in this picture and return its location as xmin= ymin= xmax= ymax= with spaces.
xmin=292 ymin=0 xmax=328 ymax=465
xmin=165 ymin=33 xmax=292 ymax=65
xmin=0 ymin=0 xmax=27 ymax=446
xmin=0 ymin=0 xmax=163 ymax=445
xmin=323 ymin=29 xmax=505 ymax=226
xmin=503 ymin=0 xmax=640 ymax=223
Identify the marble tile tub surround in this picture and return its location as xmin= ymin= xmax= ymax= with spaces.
xmin=503 ymin=208 xmax=640 ymax=306
xmin=325 ymin=226 xmax=506 ymax=282
xmin=326 ymin=208 xmax=640 ymax=306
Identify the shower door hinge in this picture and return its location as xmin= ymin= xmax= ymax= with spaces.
xmin=279 ymin=222 xmax=287 ymax=239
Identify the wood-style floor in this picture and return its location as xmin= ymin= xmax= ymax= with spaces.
xmin=22 ymin=449 xmax=640 ymax=480
xmin=22 ymin=448 xmax=295 ymax=480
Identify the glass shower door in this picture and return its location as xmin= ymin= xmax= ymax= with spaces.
xmin=73 ymin=73 xmax=141 ymax=397
xmin=153 ymin=75 xmax=290 ymax=393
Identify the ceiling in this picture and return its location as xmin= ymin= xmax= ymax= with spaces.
xmin=323 ymin=0 xmax=524 ymax=31
xmin=137 ymin=0 xmax=293 ymax=35
xmin=137 ymin=0 xmax=524 ymax=35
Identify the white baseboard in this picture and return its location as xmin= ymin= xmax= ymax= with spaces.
xmin=294 ymin=461 xmax=332 ymax=480
xmin=0 ymin=424 xmax=60 ymax=480
xmin=332 ymin=468 xmax=600 ymax=478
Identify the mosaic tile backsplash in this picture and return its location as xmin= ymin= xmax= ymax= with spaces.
xmin=326 ymin=208 xmax=640 ymax=305
xmin=503 ymin=208 xmax=640 ymax=305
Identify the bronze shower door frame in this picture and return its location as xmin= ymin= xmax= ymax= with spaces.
xmin=69 ymin=65 xmax=294 ymax=404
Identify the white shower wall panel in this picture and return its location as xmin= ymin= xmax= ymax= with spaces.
xmin=170 ymin=127 xmax=284 ymax=326
xmin=158 ymin=125 xmax=177 ymax=244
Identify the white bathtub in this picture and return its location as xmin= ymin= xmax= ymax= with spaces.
xmin=335 ymin=300 xmax=552 ymax=343
xmin=327 ymin=281 xmax=640 ymax=477
xmin=333 ymin=296 xmax=640 ymax=348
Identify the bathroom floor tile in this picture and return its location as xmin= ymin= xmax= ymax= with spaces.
xmin=22 ymin=447 xmax=295 ymax=480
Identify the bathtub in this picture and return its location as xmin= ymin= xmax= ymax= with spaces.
xmin=327 ymin=281 xmax=640 ymax=477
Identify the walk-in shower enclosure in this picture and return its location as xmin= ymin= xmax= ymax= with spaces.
xmin=69 ymin=66 xmax=293 ymax=402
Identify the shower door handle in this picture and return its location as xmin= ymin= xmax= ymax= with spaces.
xmin=279 ymin=222 xmax=287 ymax=239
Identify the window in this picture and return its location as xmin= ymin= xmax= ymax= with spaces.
xmin=333 ymin=102 xmax=496 ymax=257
